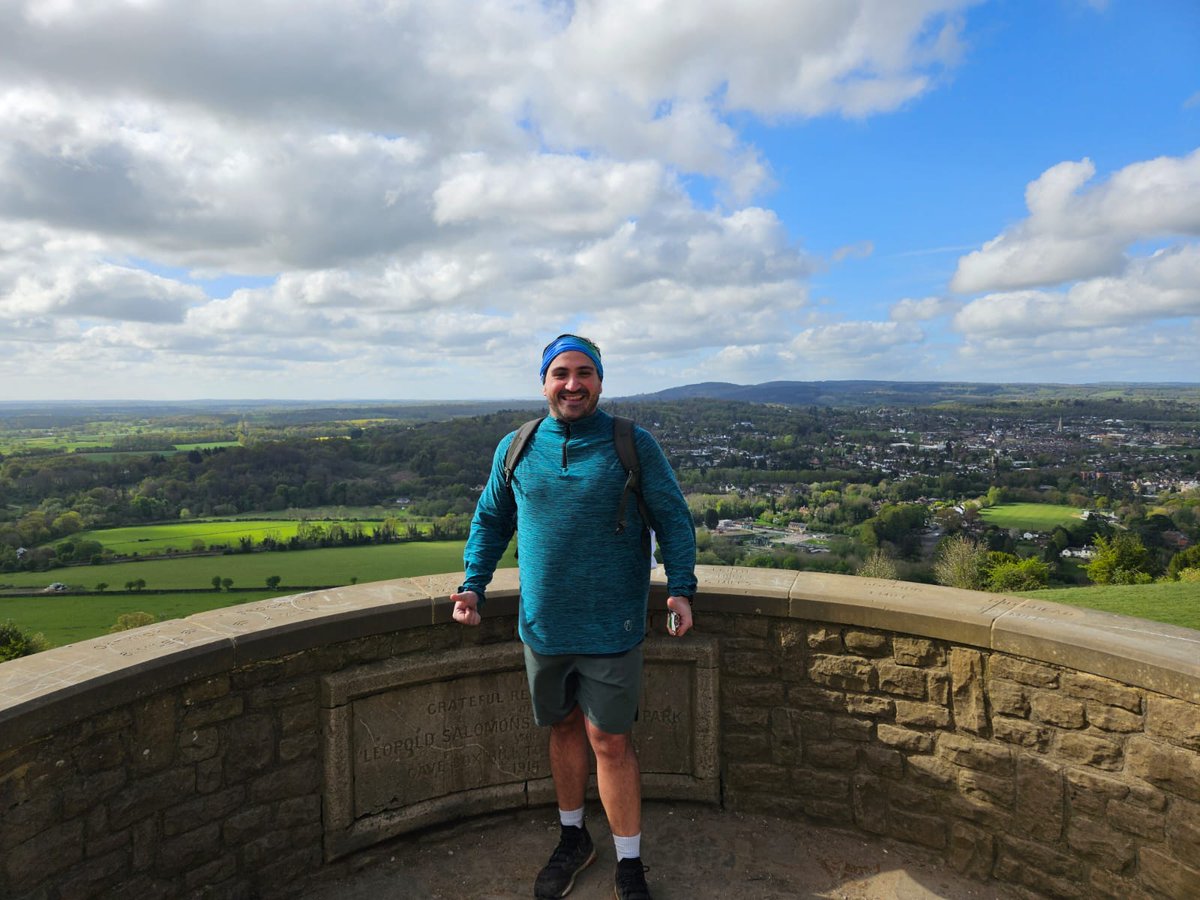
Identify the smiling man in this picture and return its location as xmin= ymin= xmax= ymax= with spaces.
xmin=451 ymin=333 xmax=697 ymax=900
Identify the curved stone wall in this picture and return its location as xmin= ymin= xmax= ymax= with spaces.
xmin=1 ymin=567 xmax=1197 ymax=899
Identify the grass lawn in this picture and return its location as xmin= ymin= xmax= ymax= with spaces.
xmin=2 ymin=541 xmax=517 ymax=647
xmin=1019 ymin=581 xmax=1200 ymax=632
xmin=979 ymin=502 xmax=1084 ymax=531
xmin=69 ymin=519 xmax=415 ymax=554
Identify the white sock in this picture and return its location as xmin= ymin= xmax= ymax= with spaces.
xmin=559 ymin=807 xmax=585 ymax=829
xmin=613 ymin=832 xmax=641 ymax=861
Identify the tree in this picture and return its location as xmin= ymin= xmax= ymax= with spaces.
xmin=266 ymin=575 xmax=282 ymax=590
xmin=1086 ymin=534 xmax=1154 ymax=585
xmin=221 ymin=578 xmax=234 ymax=591
xmin=934 ymin=535 xmax=986 ymax=590
xmin=986 ymin=557 xmax=1050 ymax=593
xmin=1166 ymin=544 xmax=1200 ymax=580
xmin=133 ymin=578 xmax=146 ymax=591
xmin=856 ymin=548 xmax=898 ymax=580
xmin=0 ymin=621 xmax=50 ymax=660
xmin=95 ymin=582 xmax=108 ymax=592
xmin=110 ymin=612 xmax=157 ymax=632
xmin=212 ymin=575 xmax=223 ymax=591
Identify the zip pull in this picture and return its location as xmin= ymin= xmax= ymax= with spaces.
xmin=561 ymin=424 xmax=570 ymax=472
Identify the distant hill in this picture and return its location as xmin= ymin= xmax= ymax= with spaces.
xmin=622 ymin=380 xmax=1200 ymax=408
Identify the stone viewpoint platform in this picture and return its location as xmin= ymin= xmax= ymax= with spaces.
xmin=2 ymin=568 xmax=1198 ymax=899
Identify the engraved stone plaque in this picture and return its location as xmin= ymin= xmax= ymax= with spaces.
xmin=321 ymin=637 xmax=718 ymax=859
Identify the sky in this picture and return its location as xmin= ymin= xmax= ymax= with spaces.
xmin=0 ymin=0 xmax=1198 ymax=402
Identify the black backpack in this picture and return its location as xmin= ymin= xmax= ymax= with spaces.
xmin=501 ymin=415 xmax=653 ymax=553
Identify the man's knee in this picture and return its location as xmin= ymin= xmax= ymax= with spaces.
xmin=585 ymin=722 xmax=633 ymax=761
xmin=549 ymin=704 xmax=585 ymax=735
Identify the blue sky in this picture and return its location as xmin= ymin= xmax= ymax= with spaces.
xmin=0 ymin=0 xmax=1197 ymax=401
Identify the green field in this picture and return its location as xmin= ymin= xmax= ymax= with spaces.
xmin=2 ymin=541 xmax=516 ymax=647
xmin=979 ymin=502 xmax=1084 ymax=531
xmin=1019 ymin=581 xmax=1200 ymax=631
xmin=70 ymin=519 xmax=410 ymax=554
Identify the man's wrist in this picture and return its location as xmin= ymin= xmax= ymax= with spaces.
xmin=457 ymin=585 xmax=486 ymax=606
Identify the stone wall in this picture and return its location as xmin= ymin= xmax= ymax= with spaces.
xmin=1 ymin=567 xmax=1198 ymax=899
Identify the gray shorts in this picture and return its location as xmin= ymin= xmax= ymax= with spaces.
xmin=523 ymin=643 xmax=643 ymax=735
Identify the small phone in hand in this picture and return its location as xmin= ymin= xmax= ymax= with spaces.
xmin=667 ymin=611 xmax=681 ymax=635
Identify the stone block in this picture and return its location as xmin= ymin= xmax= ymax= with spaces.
xmin=248 ymin=678 xmax=318 ymax=710
xmin=888 ymin=808 xmax=945 ymax=849
xmin=1065 ymin=768 xmax=1130 ymax=816
xmin=808 ymin=655 xmax=875 ymax=692
xmin=844 ymin=694 xmax=894 ymax=718
xmin=249 ymin=758 xmax=319 ymax=804
xmin=875 ymin=660 xmax=927 ymax=699
xmin=182 ymin=675 xmax=230 ymax=706
xmin=990 ymin=655 xmax=1060 ymax=688
xmin=957 ymin=769 xmax=1013 ymax=808
xmin=1127 ymin=736 xmax=1200 ymax=802
xmin=1067 ymin=814 xmax=1136 ymax=873
xmin=178 ymin=726 xmax=219 ymax=764
xmin=927 ymin=671 xmax=950 ymax=705
xmin=4 ymin=820 xmax=84 ymax=893
xmin=726 ymin=731 xmax=771 ymax=760
xmin=182 ymin=851 xmax=239 ymax=893
xmin=949 ymin=648 xmax=988 ymax=735
xmin=1107 ymin=797 xmax=1165 ymax=840
xmin=1086 ymin=702 xmax=1144 ymax=733
xmin=196 ymin=756 xmax=223 ymax=793
xmin=130 ymin=693 xmax=178 ymax=775
xmin=858 ymin=744 xmax=904 ymax=778
xmin=224 ymin=713 xmax=276 ymax=783
xmin=1167 ymin=798 xmax=1200 ymax=868
xmin=1086 ymin=868 xmax=1155 ymax=900
xmin=893 ymin=637 xmax=944 ymax=668
xmin=726 ymin=762 xmax=789 ymax=793
xmin=279 ymin=701 xmax=319 ymax=737
xmin=1014 ymin=756 xmax=1064 ymax=842
xmin=894 ymin=699 xmax=951 ymax=729
xmin=806 ymin=625 xmax=842 ymax=652
xmin=279 ymin=732 xmax=319 ymax=763
xmin=48 ymin=848 xmax=127 ymax=900
xmin=938 ymin=733 xmax=1013 ymax=775
xmin=62 ymin=768 xmax=126 ymax=819
xmin=725 ymin=649 xmax=776 ymax=678
xmin=997 ymin=834 xmax=1083 ymax=880
xmin=277 ymin=795 xmax=321 ymax=829
xmin=222 ymin=804 xmax=272 ymax=845
xmin=1056 ymin=732 xmax=1124 ymax=771
xmin=992 ymin=718 xmax=1053 ymax=752
xmin=876 ymin=723 xmax=934 ymax=754
xmin=805 ymin=739 xmax=859 ymax=770
xmin=1139 ymin=846 xmax=1200 ymax=900
xmin=830 ymin=715 xmax=872 ymax=742
xmin=1030 ymin=692 xmax=1086 ymax=729
xmin=1146 ymin=696 xmax=1200 ymax=751
xmin=2 ymin=790 xmax=62 ymax=850
xmin=987 ymin=678 xmax=1030 ymax=718
xmin=1062 ymin=672 xmax=1142 ymax=712
xmin=108 ymin=767 xmax=196 ymax=831
xmin=948 ymin=820 xmax=994 ymax=880
xmin=797 ymin=709 xmax=831 ymax=739
xmin=852 ymin=774 xmax=888 ymax=834
xmin=906 ymin=754 xmax=955 ymax=789
xmin=723 ymin=679 xmax=785 ymax=707
xmin=888 ymin=781 xmax=941 ymax=814
xmin=182 ymin=695 xmax=245 ymax=729
xmin=156 ymin=822 xmax=221 ymax=876
xmin=74 ymin=731 xmax=127 ymax=775
xmin=843 ymin=630 xmax=889 ymax=657
xmin=723 ymin=705 xmax=769 ymax=729
xmin=162 ymin=786 xmax=245 ymax=837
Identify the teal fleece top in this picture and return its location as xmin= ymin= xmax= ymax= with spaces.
xmin=462 ymin=408 xmax=697 ymax=655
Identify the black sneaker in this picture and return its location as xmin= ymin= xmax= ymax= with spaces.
xmin=613 ymin=856 xmax=651 ymax=900
xmin=534 ymin=824 xmax=596 ymax=898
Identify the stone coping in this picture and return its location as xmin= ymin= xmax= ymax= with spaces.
xmin=2 ymin=567 xmax=1197 ymax=752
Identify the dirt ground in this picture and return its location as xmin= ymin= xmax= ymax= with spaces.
xmin=299 ymin=801 xmax=1025 ymax=899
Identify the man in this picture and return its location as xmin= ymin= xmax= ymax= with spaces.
xmin=451 ymin=334 xmax=697 ymax=900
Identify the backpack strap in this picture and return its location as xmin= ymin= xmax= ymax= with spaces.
xmin=612 ymin=416 xmax=654 ymax=558
xmin=502 ymin=417 xmax=545 ymax=488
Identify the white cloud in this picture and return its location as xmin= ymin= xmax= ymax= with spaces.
xmin=890 ymin=295 xmax=958 ymax=322
xmin=952 ymin=150 xmax=1200 ymax=293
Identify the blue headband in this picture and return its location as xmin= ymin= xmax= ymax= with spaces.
xmin=539 ymin=335 xmax=603 ymax=382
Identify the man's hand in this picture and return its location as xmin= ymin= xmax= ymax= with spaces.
xmin=450 ymin=590 xmax=481 ymax=626
xmin=666 ymin=595 xmax=693 ymax=637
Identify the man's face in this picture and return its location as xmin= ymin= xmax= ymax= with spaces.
xmin=542 ymin=350 xmax=602 ymax=421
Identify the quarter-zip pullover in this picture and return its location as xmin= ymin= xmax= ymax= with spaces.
xmin=462 ymin=408 xmax=697 ymax=655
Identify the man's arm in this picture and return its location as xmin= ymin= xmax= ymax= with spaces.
xmin=453 ymin=437 xmax=518 ymax=626
xmin=635 ymin=428 xmax=698 ymax=636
